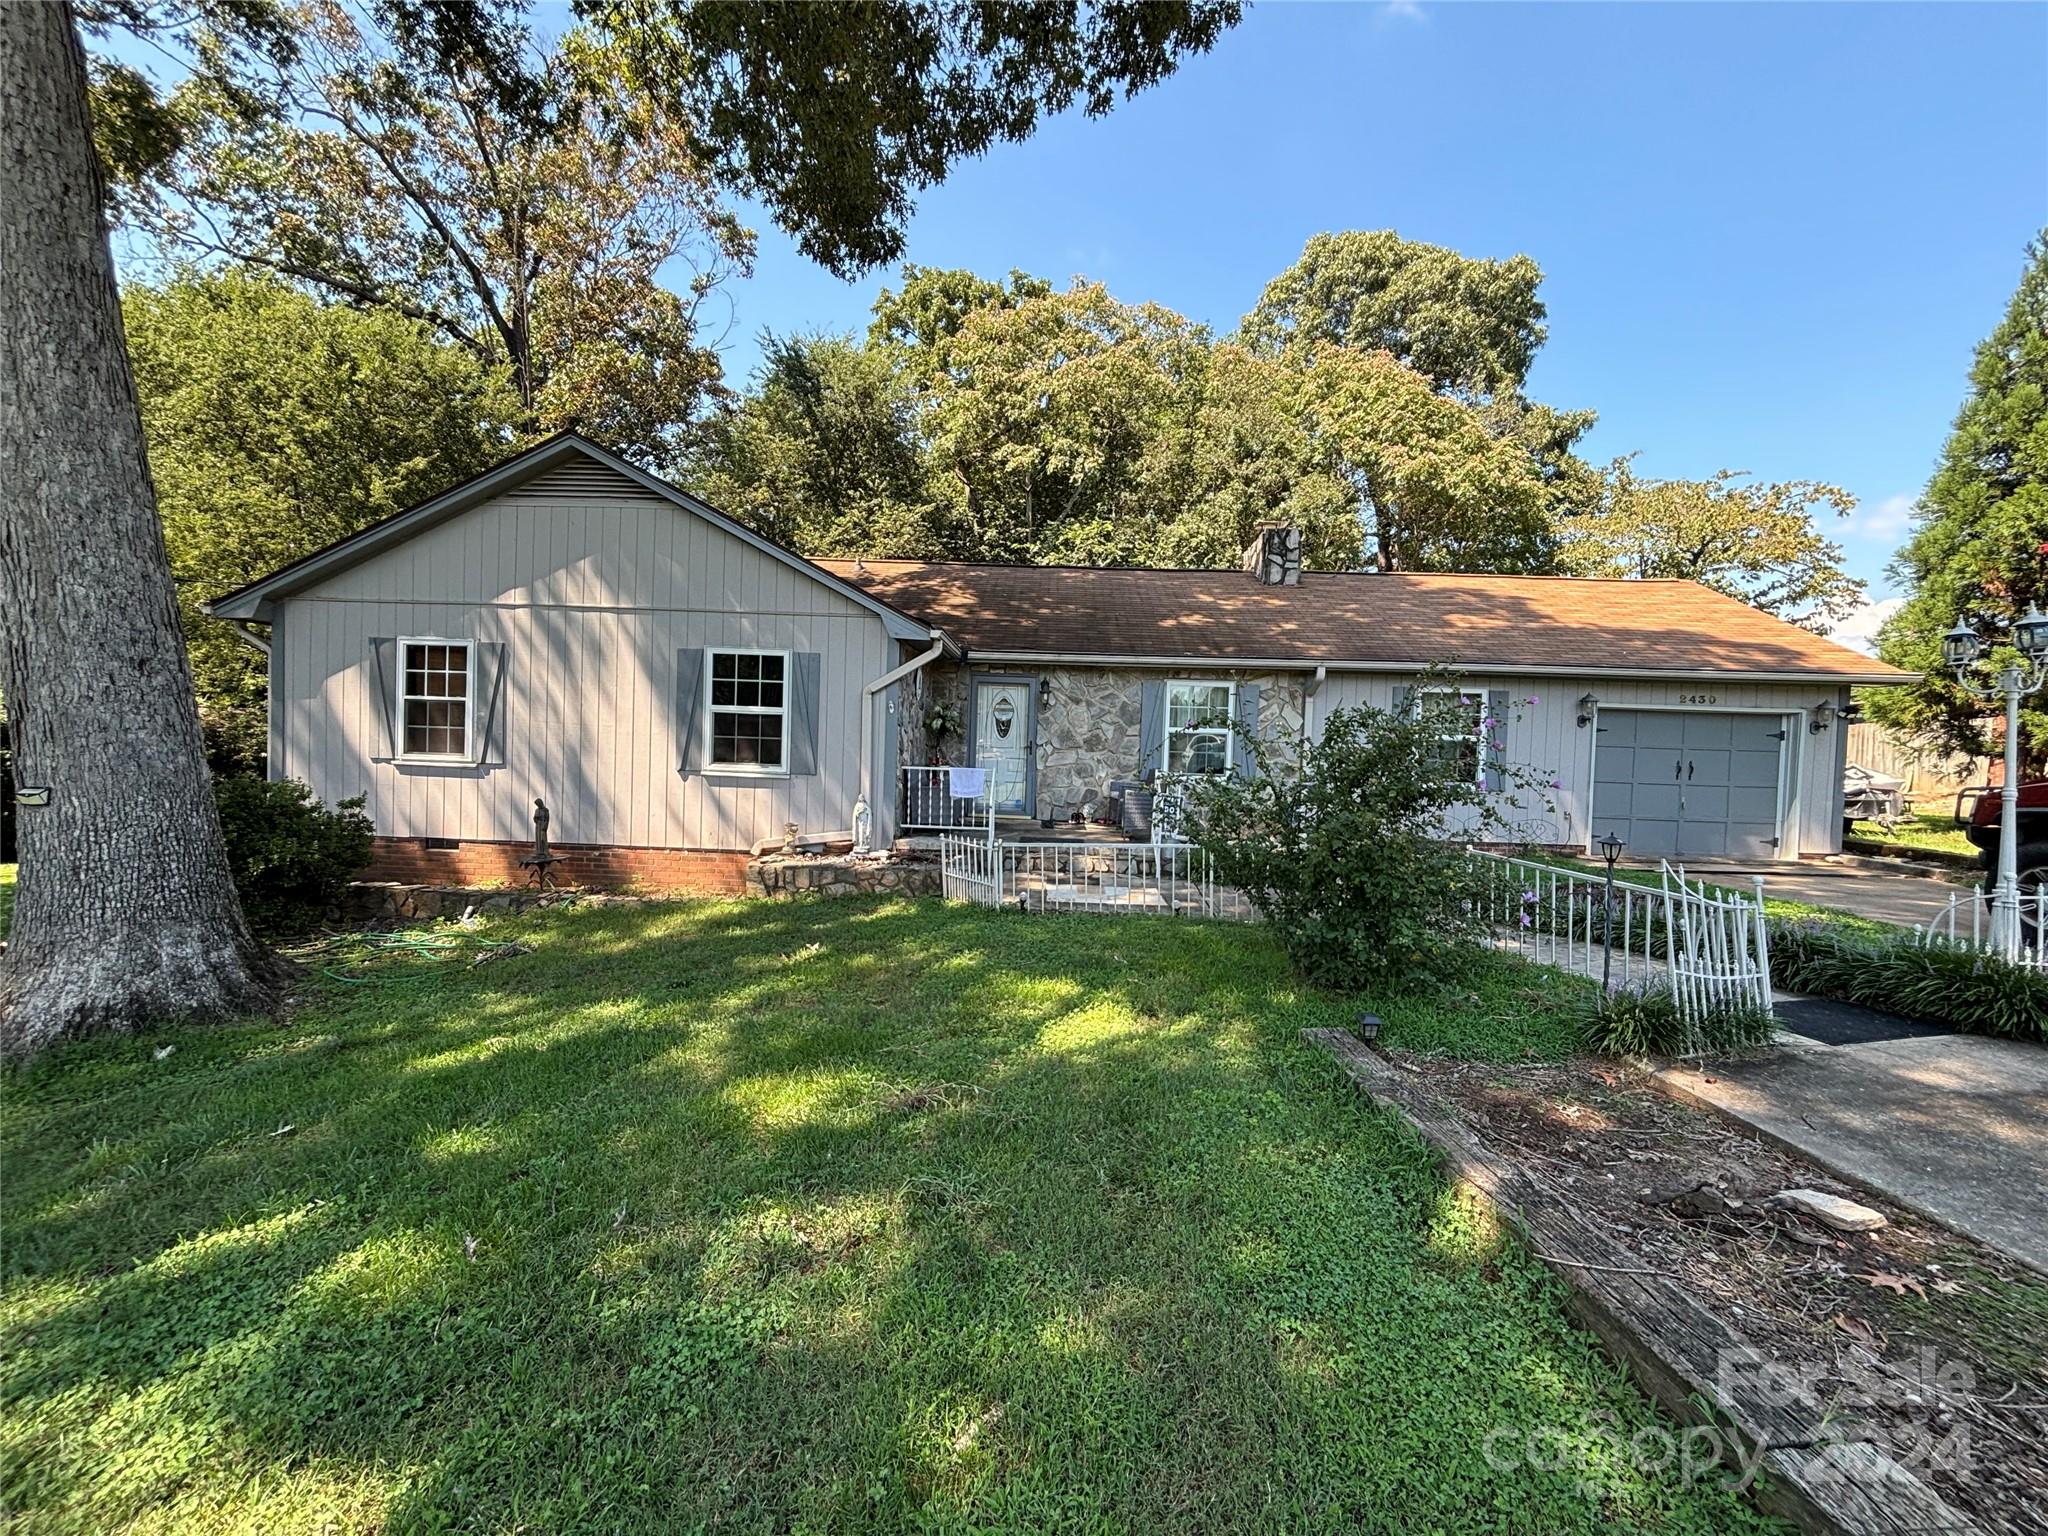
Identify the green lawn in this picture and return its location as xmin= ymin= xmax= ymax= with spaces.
xmin=1847 ymin=810 xmax=1977 ymax=860
xmin=2 ymin=897 xmax=1773 ymax=1535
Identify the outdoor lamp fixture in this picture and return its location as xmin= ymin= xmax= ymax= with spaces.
xmin=1354 ymin=1011 xmax=1383 ymax=1045
xmin=1038 ymin=676 xmax=1052 ymax=707
xmin=1576 ymin=692 xmax=1600 ymax=728
xmin=1596 ymin=831 xmax=1625 ymax=1003
xmin=1943 ymin=604 xmax=2048 ymax=956
xmin=1809 ymin=701 xmax=1838 ymax=734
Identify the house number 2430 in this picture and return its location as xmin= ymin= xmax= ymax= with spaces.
xmin=1675 ymin=692 xmax=1718 ymax=705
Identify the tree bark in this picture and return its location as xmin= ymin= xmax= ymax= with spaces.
xmin=0 ymin=1 xmax=287 ymax=1059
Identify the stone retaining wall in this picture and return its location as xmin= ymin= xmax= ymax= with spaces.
xmin=746 ymin=852 xmax=941 ymax=900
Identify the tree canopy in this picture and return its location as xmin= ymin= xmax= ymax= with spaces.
xmin=126 ymin=269 xmax=521 ymax=767
xmin=118 ymin=0 xmax=751 ymax=461
xmin=602 ymin=1 xmax=1243 ymax=278
xmin=1241 ymin=229 xmax=1549 ymax=397
xmin=1869 ymin=234 xmax=2048 ymax=770
xmin=1557 ymin=457 xmax=1865 ymax=631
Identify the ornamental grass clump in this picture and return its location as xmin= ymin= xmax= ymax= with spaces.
xmin=1187 ymin=674 xmax=1553 ymax=990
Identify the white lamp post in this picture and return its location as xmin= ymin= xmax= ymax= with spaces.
xmin=1942 ymin=605 xmax=2048 ymax=955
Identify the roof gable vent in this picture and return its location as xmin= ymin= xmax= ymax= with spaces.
xmin=502 ymin=458 xmax=657 ymax=502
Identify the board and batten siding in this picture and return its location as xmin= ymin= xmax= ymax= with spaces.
xmin=1307 ymin=672 xmax=1849 ymax=858
xmin=270 ymin=462 xmax=897 ymax=852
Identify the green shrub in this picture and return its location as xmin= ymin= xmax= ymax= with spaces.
xmin=1769 ymin=920 xmax=2047 ymax=1041
xmin=1577 ymin=984 xmax=1776 ymax=1058
xmin=1187 ymin=678 xmax=1554 ymax=990
xmin=214 ymin=776 xmax=373 ymax=934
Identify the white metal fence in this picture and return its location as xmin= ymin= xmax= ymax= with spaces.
xmin=1469 ymin=851 xmax=1774 ymax=1022
xmin=939 ymin=836 xmax=1240 ymax=919
xmin=1915 ymin=885 xmax=2047 ymax=969
xmin=903 ymin=765 xmax=995 ymax=838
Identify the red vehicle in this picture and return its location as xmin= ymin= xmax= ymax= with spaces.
xmin=1964 ymin=780 xmax=2048 ymax=904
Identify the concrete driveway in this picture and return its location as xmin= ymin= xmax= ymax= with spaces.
xmin=1657 ymin=1033 xmax=2048 ymax=1275
xmin=1665 ymin=859 xmax=1976 ymax=931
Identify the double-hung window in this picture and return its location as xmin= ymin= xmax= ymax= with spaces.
xmin=1164 ymin=679 xmax=1235 ymax=775
xmin=400 ymin=639 xmax=472 ymax=759
xmin=707 ymin=649 xmax=788 ymax=772
xmin=1418 ymin=687 xmax=1486 ymax=784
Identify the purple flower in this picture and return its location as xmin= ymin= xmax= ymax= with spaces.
xmin=1549 ymin=778 xmax=1563 ymax=790
xmin=1525 ymin=694 xmax=1540 ymax=704
xmin=1518 ymin=912 xmax=1533 ymax=929
xmin=1520 ymin=890 xmax=1538 ymax=904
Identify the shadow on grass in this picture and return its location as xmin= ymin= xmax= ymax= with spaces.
xmin=2 ymin=897 xmax=1770 ymax=1534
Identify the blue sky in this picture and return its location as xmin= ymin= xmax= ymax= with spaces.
xmin=706 ymin=1 xmax=2047 ymax=611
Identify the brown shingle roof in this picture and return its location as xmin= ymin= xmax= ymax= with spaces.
xmin=815 ymin=560 xmax=1911 ymax=682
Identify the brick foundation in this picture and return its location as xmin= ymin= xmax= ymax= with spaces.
xmin=360 ymin=836 xmax=750 ymax=896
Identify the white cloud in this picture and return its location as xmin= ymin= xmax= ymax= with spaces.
xmin=1848 ymin=493 xmax=1917 ymax=543
xmin=1828 ymin=595 xmax=1905 ymax=657
xmin=1378 ymin=1 xmax=1427 ymax=23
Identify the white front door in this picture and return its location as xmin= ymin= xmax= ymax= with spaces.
xmin=974 ymin=680 xmax=1033 ymax=814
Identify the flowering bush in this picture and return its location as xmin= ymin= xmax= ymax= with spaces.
xmin=1186 ymin=672 xmax=1553 ymax=989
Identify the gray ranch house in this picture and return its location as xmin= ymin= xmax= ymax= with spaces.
xmin=208 ymin=434 xmax=1911 ymax=891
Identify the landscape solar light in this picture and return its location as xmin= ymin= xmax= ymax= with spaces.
xmin=1354 ymin=1011 xmax=1382 ymax=1045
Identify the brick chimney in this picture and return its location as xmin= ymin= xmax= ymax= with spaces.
xmin=1242 ymin=522 xmax=1302 ymax=586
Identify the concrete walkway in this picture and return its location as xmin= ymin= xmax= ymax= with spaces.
xmin=1656 ymin=1033 xmax=2048 ymax=1275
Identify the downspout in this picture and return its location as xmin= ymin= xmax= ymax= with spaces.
xmin=227 ymin=621 xmax=270 ymax=657
xmin=1302 ymin=664 xmax=1327 ymax=749
xmin=853 ymin=629 xmax=950 ymax=854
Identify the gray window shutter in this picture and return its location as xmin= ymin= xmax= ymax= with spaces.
xmin=1233 ymin=682 xmax=1262 ymax=780
xmin=789 ymin=652 xmax=822 ymax=776
xmin=1483 ymin=687 xmax=1510 ymax=792
xmin=367 ymin=636 xmax=398 ymax=759
xmin=469 ymin=642 xmax=508 ymax=767
xmin=677 ymin=647 xmax=705 ymax=773
xmin=1138 ymin=680 xmax=1166 ymax=779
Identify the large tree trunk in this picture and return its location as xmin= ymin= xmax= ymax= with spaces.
xmin=0 ymin=1 xmax=287 ymax=1059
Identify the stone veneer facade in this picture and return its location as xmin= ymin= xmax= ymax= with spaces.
xmin=914 ymin=662 xmax=1308 ymax=824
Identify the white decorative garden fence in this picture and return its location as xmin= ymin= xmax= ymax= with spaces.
xmin=1468 ymin=851 xmax=1774 ymax=1023
xmin=939 ymin=837 xmax=1240 ymax=919
xmin=1914 ymin=885 xmax=2047 ymax=970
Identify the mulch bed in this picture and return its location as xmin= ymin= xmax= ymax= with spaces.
xmin=1391 ymin=1048 xmax=2048 ymax=1536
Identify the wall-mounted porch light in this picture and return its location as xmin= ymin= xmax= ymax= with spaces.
xmin=1576 ymin=693 xmax=1599 ymax=728
xmin=1809 ymin=701 xmax=1837 ymax=733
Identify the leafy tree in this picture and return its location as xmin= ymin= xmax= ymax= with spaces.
xmin=693 ymin=332 xmax=939 ymax=556
xmin=923 ymin=281 xmax=1213 ymax=561
xmin=1558 ymin=456 xmax=1865 ymax=630
xmin=604 ymin=1 xmax=1244 ymax=277
xmin=1869 ymin=235 xmax=2048 ymax=772
xmin=1242 ymin=229 xmax=1548 ymax=396
xmin=126 ymin=270 xmax=522 ymax=768
xmin=1289 ymin=345 xmax=1552 ymax=572
xmin=127 ymin=0 xmax=752 ymax=461
xmin=868 ymin=264 xmax=1053 ymax=389
xmin=3 ymin=0 xmax=291 ymax=1054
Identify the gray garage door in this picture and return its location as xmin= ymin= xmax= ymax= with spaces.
xmin=1592 ymin=711 xmax=1786 ymax=861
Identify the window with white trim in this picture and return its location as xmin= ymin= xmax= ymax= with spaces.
xmin=707 ymin=649 xmax=788 ymax=771
xmin=400 ymin=639 xmax=472 ymax=758
xmin=1164 ymin=679 xmax=1235 ymax=775
xmin=1417 ymin=687 xmax=1486 ymax=783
